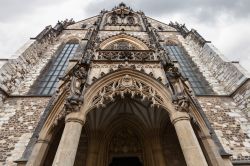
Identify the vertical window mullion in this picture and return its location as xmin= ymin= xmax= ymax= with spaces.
xmin=47 ymin=44 xmax=76 ymax=95
xmin=40 ymin=44 xmax=72 ymax=95
xmin=38 ymin=43 xmax=79 ymax=95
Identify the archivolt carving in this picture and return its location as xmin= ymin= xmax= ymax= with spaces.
xmin=103 ymin=39 xmax=139 ymax=50
xmin=92 ymin=74 xmax=164 ymax=108
xmin=98 ymin=33 xmax=150 ymax=50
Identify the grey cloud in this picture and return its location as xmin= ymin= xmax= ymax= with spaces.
xmin=0 ymin=0 xmax=249 ymax=72
xmin=84 ymin=0 xmax=250 ymax=23
xmin=0 ymin=0 xmax=62 ymax=22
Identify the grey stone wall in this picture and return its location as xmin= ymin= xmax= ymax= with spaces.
xmin=179 ymin=35 xmax=227 ymax=94
xmin=199 ymin=43 xmax=249 ymax=94
xmin=198 ymin=96 xmax=250 ymax=161
xmin=0 ymin=38 xmax=57 ymax=96
xmin=0 ymin=29 xmax=87 ymax=98
xmin=0 ymin=97 xmax=49 ymax=166
xmin=233 ymin=80 xmax=250 ymax=117
xmin=179 ymin=34 xmax=250 ymax=96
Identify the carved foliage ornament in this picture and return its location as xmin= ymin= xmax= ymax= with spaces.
xmin=92 ymin=75 xmax=163 ymax=108
xmin=96 ymin=51 xmax=156 ymax=61
xmin=164 ymin=66 xmax=191 ymax=112
xmin=173 ymin=96 xmax=190 ymax=112
xmin=112 ymin=3 xmax=132 ymax=18
xmin=64 ymin=62 xmax=89 ymax=113
xmin=53 ymin=62 xmax=89 ymax=127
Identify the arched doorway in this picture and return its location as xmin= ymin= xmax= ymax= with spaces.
xmin=73 ymin=94 xmax=186 ymax=166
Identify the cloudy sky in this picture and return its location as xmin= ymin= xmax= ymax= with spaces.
xmin=0 ymin=0 xmax=250 ymax=72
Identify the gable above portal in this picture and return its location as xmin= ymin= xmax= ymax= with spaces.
xmin=66 ymin=16 xmax=99 ymax=29
xmin=146 ymin=17 xmax=177 ymax=31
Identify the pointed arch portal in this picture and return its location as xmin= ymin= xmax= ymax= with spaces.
xmin=99 ymin=34 xmax=150 ymax=50
xmin=27 ymin=69 xmax=214 ymax=166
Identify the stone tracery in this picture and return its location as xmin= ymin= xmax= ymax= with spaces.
xmin=92 ymin=74 xmax=164 ymax=109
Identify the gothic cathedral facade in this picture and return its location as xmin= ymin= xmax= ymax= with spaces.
xmin=0 ymin=3 xmax=250 ymax=166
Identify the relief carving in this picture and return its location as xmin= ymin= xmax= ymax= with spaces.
xmin=92 ymin=74 xmax=163 ymax=108
xmin=163 ymin=65 xmax=191 ymax=112
xmin=96 ymin=50 xmax=156 ymax=61
xmin=64 ymin=62 xmax=89 ymax=113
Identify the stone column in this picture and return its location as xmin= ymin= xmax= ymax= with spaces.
xmin=52 ymin=116 xmax=84 ymax=166
xmin=26 ymin=139 xmax=50 ymax=166
xmin=171 ymin=111 xmax=208 ymax=166
xmin=200 ymin=135 xmax=229 ymax=166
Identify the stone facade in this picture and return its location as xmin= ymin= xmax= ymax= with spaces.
xmin=0 ymin=3 xmax=249 ymax=166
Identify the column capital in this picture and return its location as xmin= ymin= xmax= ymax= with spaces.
xmin=36 ymin=139 xmax=50 ymax=144
xmin=65 ymin=116 xmax=85 ymax=125
xmin=170 ymin=111 xmax=190 ymax=125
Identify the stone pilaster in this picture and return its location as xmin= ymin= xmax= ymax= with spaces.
xmin=26 ymin=139 xmax=50 ymax=166
xmin=171 ymin=111 xmax=208 ymax=166
xmin=86 ymin=131 xmax=101 ymax=166
xmin=52 ymin=116 xmax=84 ymax=166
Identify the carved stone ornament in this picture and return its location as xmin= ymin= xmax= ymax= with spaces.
xmin=92 ymin=75 xmax=163 ymax=108
xmin=173 ymin=96 xmax=190 ymax=112
xmin=165 ymin=66 xmax=184 ymax=96
xmin=164 ymin=65 xmax=191 ymax=113
xmin=64 ymin=63 xmax=89 ymax=112
xmin=96 ymin=50 xmax=156 ymax=61
xmin=112 ymin=3 xmax=132 ymax=18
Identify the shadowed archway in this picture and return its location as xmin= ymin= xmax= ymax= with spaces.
xmin=72 ymin=94 xmax=186 ymax=166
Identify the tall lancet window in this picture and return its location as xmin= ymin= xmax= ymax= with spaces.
xmin=30 ymin=42 xmax=79 ymax=95
xmin=164 ymin=44 xmax=214 ymax=95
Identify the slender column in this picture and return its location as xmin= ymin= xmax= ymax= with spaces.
xmin=200 ymin=135 xmax=229 ymax=166
xmin=86 ymin=131 xmax=101 ymax=166
xmin=171 ymin=111 xmax=208 ymax=166
xmin=152 ymin=142 xmax=166 ymax=166
xmin=52 ymin=116 xmax=84 ymax=166
xmin=26 ymin=139 xmax=50 ymax=166
xmin=148 ymin=129 xmax=166 ymax=166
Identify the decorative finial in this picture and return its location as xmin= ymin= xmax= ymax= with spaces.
xmin=119 ymin=2 xmax=126 ymax=7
